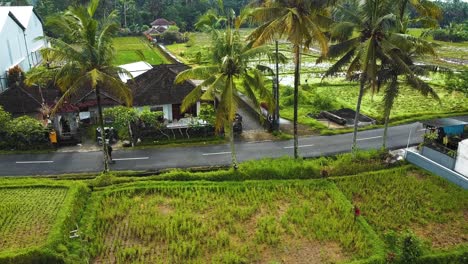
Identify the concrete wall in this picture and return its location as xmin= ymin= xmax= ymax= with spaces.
xmin=421 ymin=146 xmax=456 ymax=170
xmin=455 ymin=140 xmax=468 ymax=177
xmin=406 ymin=150 xmax=468 ymax=189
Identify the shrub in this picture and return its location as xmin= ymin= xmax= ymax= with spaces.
xmin=5 ymin=116 xmax=48 ymax=150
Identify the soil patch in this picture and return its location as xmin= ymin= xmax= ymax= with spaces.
xmin=413 ymin=218 xmax=468 ymax=249
xmin=259 ymin=239 xmax=350 ymax=264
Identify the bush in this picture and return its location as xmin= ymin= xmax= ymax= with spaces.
xmin=431 ymin=24 xmax=468 ymax=42
xmin=3 ymin=116 xmax=48 ymax=150
xmin=156 ymin=31 xmax=188 ymax=44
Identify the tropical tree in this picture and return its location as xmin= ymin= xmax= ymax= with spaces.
xmin=396 ymin=0 xmax=442 ymax=33
xmin=248 ymin=0 xmax=335 ymax=159
xmin=175 ymin=22 xmax=274 ymax=169
xmin=26 ymin=0 xmax=132 ymax=172
xmin=323 ymin=0 xmax=439 ymax=150
xmin=377 ymin=34 xmax=441 ymax=148
xmin=322 ymin=0 xmax=398 ymax=150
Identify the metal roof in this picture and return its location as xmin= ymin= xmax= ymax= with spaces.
xmin=423 ymin=118 xmax=468 ymax=128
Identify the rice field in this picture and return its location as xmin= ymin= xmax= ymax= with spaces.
xmin=0 ymin=187 xmax=68 ymax=252
xmin=334 ymin=167 xmax=468 ymax=252
xmin=86 ymin=181 xmax=380 ymax=263
xmin=112 ymin=37 xmax=169 ymax=65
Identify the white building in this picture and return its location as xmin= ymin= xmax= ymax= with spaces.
xmin=0 ymin=6 xmax=46 ymax=92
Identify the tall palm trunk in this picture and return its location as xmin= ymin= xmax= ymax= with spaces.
xmin=382 ymin=109 xmax=391 ymax=149
xmin=96 ymin=86 xmax=110 ymax=172
xmin=293 ymin=44 xmax=301 ymax=159
xmin=229 ymin=123 xmax=238 ymax=169
xmin=352 ymin=78 xmax=365 ymax=151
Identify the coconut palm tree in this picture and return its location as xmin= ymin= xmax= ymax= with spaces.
xmin=396 ymin=0 xmax=442 ymax=33
xmin=26 ymin=0 xmax=132 ymax=172
xmin=247 ymin=0 xmax=335 ymax=159
xmin=377 ymin=33 xmax=442 ymax=148
xmin=175 ymin=23 xmax=274 ymax=169
xmin=321 ymin=0 xmax=400 ymax=150
xmin=323 ymin=0 xmax=441 ymax=150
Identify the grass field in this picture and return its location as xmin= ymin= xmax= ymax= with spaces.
xmin=113 ymin=37 xmax=169 ymax=65
xmin=0 ymin=187 xmax=68 ymax=252
xmin=334 ymin=167 xmax=468 ymax=254
xmin=85 ymin=181 xmax=379 ymax=263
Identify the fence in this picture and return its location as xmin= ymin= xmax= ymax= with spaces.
xmin=139 ymin=125 xmax=216 ymax=141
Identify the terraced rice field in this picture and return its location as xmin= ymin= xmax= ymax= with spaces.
xmin=0 ymin=187 xmax=68 ymax=251
xmin=89 ymin=181 xmax=379 ymax=263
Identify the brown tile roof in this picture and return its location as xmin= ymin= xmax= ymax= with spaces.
xmin=150 ymin=18 xmax=174 ymax=26
xmin=128 ymin=64 xmax=196 ymax=106
xmin=0 ymin=85 xmax=57 ymax=115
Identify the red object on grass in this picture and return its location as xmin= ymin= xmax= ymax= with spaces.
xmin=354 ymin=206 xmax=361 ymax=217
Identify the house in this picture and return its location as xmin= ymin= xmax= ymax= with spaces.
xmin=128 ymin=64 xmax=201 ymax=121
xmin=0 ymin=6 xmax=46 ymax=92
xmin=149 ymin=18 xmax=175 ymax=33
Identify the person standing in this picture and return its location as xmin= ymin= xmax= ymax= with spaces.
xmin=107 ymin=144 xmax=114 ymax=164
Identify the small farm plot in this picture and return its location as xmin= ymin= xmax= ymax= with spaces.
xmin=0 ymin=187 xmax=68 ymax=252
xmin=112 ymin=37 xmax=169 ymax=65
xmin=316 ymin=80 xmax=468 ymax=123
xmin=334 ymin=167 xmax=468 ymax=253
xmin=87 ymin=181 xmax=380 ymax=263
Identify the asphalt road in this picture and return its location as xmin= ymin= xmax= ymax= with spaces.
xmin=1 ymin=116 xmax=467 ymax=176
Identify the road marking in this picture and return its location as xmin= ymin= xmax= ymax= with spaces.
xmin=357 ymin=136 xmax=382 ymax=141
xmin=16 ymin=161 xmax=54 ymax=164
xmin=283 ymin=144 xmax=314 ymax=149
xmin=113 ymin=157 xmax=149 ymax=161
xmin=202 ymin=152 xmax=231 ymax=156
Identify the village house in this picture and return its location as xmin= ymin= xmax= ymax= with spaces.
xmin=0 ymin=61 xmax=202 ymax=143
xmin=145 ymin=18 xmax=175 ymax=34
xmin=0 ymin=6 xmax=46 ymax=92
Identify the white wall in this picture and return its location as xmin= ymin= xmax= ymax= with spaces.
xmin=455 ymin=139 xmax=468 ymax=177
xmin=0 ymin=15 xmax=28 ymax=91
xmin=24 ymin=11 xmax=45 ymax=66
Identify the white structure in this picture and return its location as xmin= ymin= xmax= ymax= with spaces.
xmin=455 ymin=139 xmax=468 ymax=177
xmin=118 ymin=61 xmax=153 ymax=82
xmin=0 ymin=6 xmax=46 ymax=91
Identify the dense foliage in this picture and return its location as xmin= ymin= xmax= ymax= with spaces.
xmin=0 ymin=107 xmax=49 ymax=150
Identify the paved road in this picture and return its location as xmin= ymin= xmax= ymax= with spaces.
xmin=1 ymin=116 xmax=467 ymax=176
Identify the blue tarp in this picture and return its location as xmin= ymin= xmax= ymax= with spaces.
xmin=443 ymin=125 xmax=465 ymax=135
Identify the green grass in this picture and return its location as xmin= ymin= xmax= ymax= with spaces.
xmin=83 ymin=180 xmax=380 ymax=263
xmin=112 ymin=37 xmax=169 ymax=65
xmin=333 ymin=167 xmax=468 ymax=254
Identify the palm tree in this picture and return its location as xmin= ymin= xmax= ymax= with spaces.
xmin=378 ymin=33 xmax=441 ymax=148
xmin=396 ymin=0 xmax=442 ymax=33
xmin=248 ymin=0 xmax=335 ymax=159
xmin=321 ymin=0 xmax=399 ymax=150
xmin=323 ymin=0 xmax=441 ymax=150
xmin=175 ymin=25 xmax=274 ymax=169
xmin=26 ymin=0 xmax=132 ymax=172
